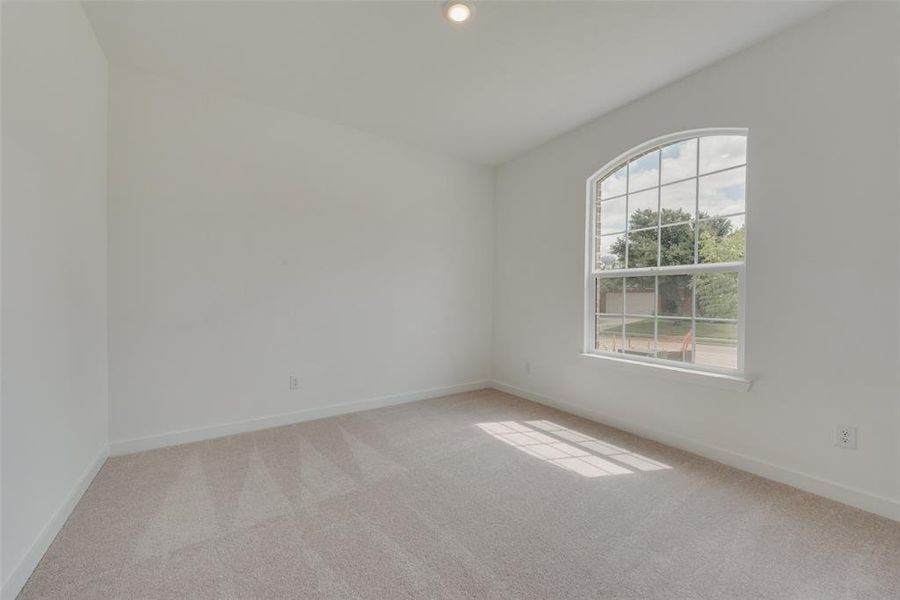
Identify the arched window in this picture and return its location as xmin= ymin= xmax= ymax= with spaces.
xmin=585 ymin=129 xmax=747 ymax=374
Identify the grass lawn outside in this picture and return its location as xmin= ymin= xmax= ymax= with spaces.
xmin=599 ymin=317 xmax=736 ymax=344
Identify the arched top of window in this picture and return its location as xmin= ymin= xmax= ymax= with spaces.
xmin=590 ymin=129 xmax=747 ymax=272
xmin=590 ymin=128 xmax=747 ymax=196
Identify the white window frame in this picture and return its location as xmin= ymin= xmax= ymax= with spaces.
xmin=583 ymin=128 xmax=749 ymax=377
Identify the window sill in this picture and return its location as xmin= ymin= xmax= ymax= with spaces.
xmin=578 ymin=352 xmax=752 ymax=392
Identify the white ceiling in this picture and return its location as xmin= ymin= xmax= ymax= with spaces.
xmin=84 ymin=1 xmax=830 ymax=165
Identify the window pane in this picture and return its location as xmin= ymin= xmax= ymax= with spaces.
xmin=695 ymin=321 xmax=738 ymax=370
xmin=706 ymin=213 xmax=745 ymax=232
xmin=699 ymin=135 xmax=746 ymax=175
xmin=698 ymin=166 xmax=745 ymax=218
xmin=661 ymin=138 xmax=697 ymax=184
xmin=600 ymin=165 xmax=627 ymax=199
xmin=659 ymin=223 xmax=695 ymax=267
xmin=625 ymin=276 xmax=655 ymax=316
xmin=695 ymin=272 xmax=738 ymax=319
xmin=657 ymin=275 xmax=692 ymax=317
xmin=660 ymin=179 xmax=695 ymax=222
xmin=598 ymin=196 xmax=626 ymax=235
xmin=655 ymin=318 xmax=693 ymax=363
xmin=597 ymin=233 xmax=626 ymax=270
xmin=623 ymin=317 xmax=655 ymax=357
xmin=698 ymin=216 xmax=744 ymax=264
xmin=626 ymin=229 xmax=658 ymax=268
xmin=627 ymin=188 xmax=658 ymax=226
xmin=595 ymin=316 xmax=623 ymax=353
xmin=628 ymin=150 xmax=659 ymax=192
xmin=595 ymin=277 xmax=623 ymax=314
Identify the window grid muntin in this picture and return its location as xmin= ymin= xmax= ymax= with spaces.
xmin=589 ymin=131 xmax=747 ymax=374
xmin=624 ymin=158 xmax=630 ymax=268
xmin=596 ymin=314 xmax=738 ymax=324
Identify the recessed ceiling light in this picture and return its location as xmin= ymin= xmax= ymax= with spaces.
xmin=445 ymin=2 xmax=471 ymax=23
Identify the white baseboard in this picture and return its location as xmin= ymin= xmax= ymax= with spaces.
xmin=491 ymin=380 xmax=900 ymax=523
xmin=1 ymin=446 xmax=109 ymax=600
xmin=109 ymin=380 xmax=490 ymax=456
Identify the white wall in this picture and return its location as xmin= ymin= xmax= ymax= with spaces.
xmin=108 ymin=69 xmax=493 ymax=447
xmin=1 ymin=1 xmax=109 ymax=594
xmin=493 ymin=3 xmax=900 ymax=519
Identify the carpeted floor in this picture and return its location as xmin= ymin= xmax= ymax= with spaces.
xmin=19 ymin=389 xmax=900 ymax=599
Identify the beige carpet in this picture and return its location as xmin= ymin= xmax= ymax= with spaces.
xmin=19 ymin=389 xmax=900 ymax=599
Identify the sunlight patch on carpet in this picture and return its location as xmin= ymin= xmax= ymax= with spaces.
xmin=476 ymin=420 xmax=670 ymax=477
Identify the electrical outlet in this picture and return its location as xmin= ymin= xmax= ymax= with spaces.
xmin=835 ymin=425 xmax=857 ymax=449
xmin=289 ymin=375 xmax=299 ymax=391
xmin=524 ymin=361 xmax=531 ymax=375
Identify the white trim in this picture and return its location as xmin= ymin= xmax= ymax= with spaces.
xmin=109 ymin=380 xmax=489 ymax=456
xmin=578 ymin=352 xmax=751 ymax=391
xmin=1 ymin=447 xmax=109 ymax=600
xmin=595 ymin=260 xmax=744 ymax=277
xmin=490 ymin=381 xmax=900 ymax=523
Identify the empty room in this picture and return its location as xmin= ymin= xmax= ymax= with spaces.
xmin=2 ymin=0 xmax=900 ymax=598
